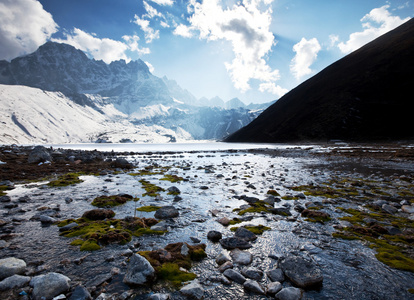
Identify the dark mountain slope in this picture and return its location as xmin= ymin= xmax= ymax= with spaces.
xmin=225 ymin=18 xmax=414 ymax=143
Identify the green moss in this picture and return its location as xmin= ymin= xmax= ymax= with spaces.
xmin=281 ymin=195 xmax=299 ymax=200
xmin=408 ymin=289 xmax=414 ymax=294
xmin=228 ymin=218 xmax=242 ymax=225
xmin=57 ymin=219 xmax=77 ymax=227
xmin=267 ymin=189 xmax=280 ymax=196
xmin=238 ymin=201 xmax=272 ymax=216
xmin=136 ymin=205 xmax=161 ymax=212
xmin=375 ymin=250 xmax=414 ymax=273
xmin=140 ymin=179 xmax=165 ymax=197
xmin=189 ymin=248 xmax=207 ymax=261
xmin=161 ymin=174 xmax=184 ymax=183
xmin=332 ymin=232 xmax=361 ymax=240
xmin=47 ymin=173 xmax=83 ymax=187
xmin=70 ymin=239 xmax=84 ymax=246
xmin=80 ymin=239 xmax=101 ymax=251
xmin=91 ymin=194 xmax=134 ymax=207
xmin=156 ymin=263 xmax=197 ymax=287
xmin=231 ymin=225 xmax=271 ymax=235
xmin=0 ymin=185 xmax=8 ymax=196
xmin=133 ymin=228 xmax=166 ymax=237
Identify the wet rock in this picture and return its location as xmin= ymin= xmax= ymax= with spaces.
xmin=300 ymin=243 xmax=322 ymax=254
xmin=59 ymin=222 xmax=79 ymax=232
xmin=294 ymin=205 xmax=305 ymax=213
xmin=215 ymin=251 xmax=231 ymax=265
xmin=230 ymin=249 xmax=253 ymax=265
xmin=180 ymin=280 xmax=204 ymax=299
xmin=219 ymin=237 xmax=252 ymax=250
xmin=402 ymin=205 xmax=414 ymax=214
xmin=0 ymin=274 xmax=31 ymax=290
xmin=241 ymin=267 xmax=263 ymax=281
xmin=150 ymin=221 xmax=168 ymax=231
xmin=295 ymin=193 xmax=306 ymax=199
xmin=275 ymin=287 xmax=303 ymax=300
xmin=0 ymin=196 xmax=11 ymax=202
xmin=267 ymin=281 xmax=283 ymax=295
xmin=18 ymin=196 xmax=31 ymax=203
xmin=68 ymin=285 xmax=91 ymax=300
xmin=234 ymin=227 xmax=257 ymax=241
xmin=382 ymin=204 xmax=397 ymax=214
xmin=82 ymin=209 xmax=115 ymax=220
xmin=279 ymin=255 xmax=323 ymax=289
xmin=167 ymin=186 xmax=181 ymax=195
xmin=28 ymin=146 xmax=52 ymax=164
xmin=149 ymin=293 xmax=170 ymax=300
xmin=301 ymin=209 xmax=330 ymax=221
xmin=270 ymin=207 xmax=292 ymax=217
xmin=190 ymin=237 xmax=201 ymax=243
xmin=0 ymin=257 xmax=26 ymax=280
xmin=386 ymin=226 xmax=402 ymax=235
xmin=111 ymin=158 xmax=132 ymax=169
xmin=154 ymin=206 xmax=179 ymax=219
xmin=39 ymin=215 xmax=56 ymax=224
xmin=0 ymin=240 xmax=8 ymax=249
xmin=200 ymin=186 xmax=209 ymax=190
xmin=220 ymin=274 xmax=231 ymax=285
xmin=243 ymin=279 xmax=265 ymax=295
xmin=30 ymin=272 xmax=70 ymax=300
xmin=216 ymin=217 xmax=230 ymax=226
xmin=267 ymin=268 xmax=285 ymax=282
xmin=123 ymin=254 xmax=155 ymax=286
xmin=207 ymin=230 xmax=222 ymax=242
xmin=223 ymin=269 xmax=246 ymax=284
xmin=372 ymin=200 xmax=387 ymax=208
xmin=4 ymin=203 xmax=18 ymax=209
xmin=218 ymin=261 xmax=233 ymax=273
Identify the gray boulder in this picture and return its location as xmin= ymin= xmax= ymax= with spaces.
xmin=267 ymin=281 xmax=283 ymax=295
xmin=223 ymin=269 xmax=246 ymax=284
xmin=149 ymin=293 xmax=170 ymax=300
xmin=123 ymin=254 xmax=155 ymax=285
xmin=234 ymin=227 xmax=257 ymax=241
xmin=267 ymin=268 xmax=285 ymax=282
xmin=230 ymin=249 xmax=253 ymax=265
xmin=241 ymin=267 xmax=263 ymax=281
xmin=0 ymin=257 xmax=26 ymax=280
xmin=219 ymin=237 xmax=252 ymax=249
xmin=154 ymin=206 xmax=179 ymax=219
xmin=207 ymin=230 xmax=222 ymax=242
xmin=180 ymin=280 xmax=204 ymax=299
xmin=30 ymin=272 xmax=70 ymax=300
xmin=28 ymin=146 xmax=52 ymax=164
xmin=279 ymin=255 xmax=323 ymax=288
xmin=243 ymin=279 xmax=265 ymax=295
xmin=68 ymin=285 xmax=92 ymax=300
xmin=275 ymin=287 xmax=303 ymax=300
xmin=0 ymin=274 xmax=31 ymax=290
xmin=215 ymin=251 xmax=231 ymax=265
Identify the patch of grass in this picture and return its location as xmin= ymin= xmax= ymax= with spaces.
xmin=156 ymin=263 xmax=197 ymax=287
xmin=267 ymin=189 xmax=280 ymax=196
xmin=375 ymin=249 xmax=414 ymax=273
xmin=91 ymin=194 xmax=134 ymax=208
xmin=47 ymin=172 xmax=83 ymax=187
xmin=136 ymin=205 xmax=161 ymax=212
xmin=70 ymin=239 xmax=84 ymax=246
xmin=80 ymin=239 xmax=101 ymax=251
xmin=140 ymin=179 xmax=165 ymax=197
xmin=161 ymin=174 xmax=184 ymax=183
xmin=228 ymin=218 xmax=243 ymax=225
xmin=238 ymin=201 xmax=272 ymax=216
xmin=230 ymin=225 xmax=271 ymax=235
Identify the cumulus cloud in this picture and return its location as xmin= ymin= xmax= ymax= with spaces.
xmin=53 ymin=29 xmax=150 ymax=63
xmin=149 ymin=0 xmax=174 ymax=6
xmin=259 ymin=82 xmax=288 ymax=98
xmin=0 ymin=0 xmax=58 ymax=60
xmin=133 ymin=15 xmax=160 ymax=43
xmin=144 ymin=61 xmax=155 ymax=73
xmin=173 ymin=24 xmax=193 ymax=37
xmin=184 ymin=0 xmax=280 ymax=93
xmin=290 ymin=37 xmax=321 ymax=80
xmin=338 ymin=5 xmax=410 ymax=54
xmin=144 ymin=1 xmax=163 ymax=19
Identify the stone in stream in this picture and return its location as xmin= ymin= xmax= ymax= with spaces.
xmin=215 ymin=251 xmax=231 ymax=265
xmin=402 ymin=205 xmax=414 ymax=214
xmin=149 ymin=293 xmax=170 ymax=300
xmin=59 ymin=222 xmax=79 ymax=232
xmin=243 ymin=279 xmax=265 ymax=295
xmin=241 ymin=267 xmax=263 ymax=281
xmin=180 ymin=280 xmax=204 ymax=299
xmin=0 ymin=274 xmax=31 ymax=290
xmin=219 ymin=237 xmax=252 ymax=250
xmin=28 ymin=146 xmax=52 ymax=164
xmin=267 ymin=281 xmax=283 ymax=295
xmin=123 ymin=254 xmax=155 ymax=286
xmin=154 ymin=206 xmax=179 ymax=219
xmin=0 ymin=257 xmax=26 ymax=280
xmin=216 ymin=217 xmax=230 ymax=226
xmin=68 ymin=285 xmax=91 ymax=300
xmin=275 ymin=287 xmax=303 ymax=300
xmin=230 ymin=249 xmax=253 ymax=265
xmin=267 ymin=268 xmax=285 ymax=282
xmin=234 ymin=227 xmax=257 ymax=241
xmin=218 ymin=261 xmax=233 ymax=273
xmin=223 ymin=269 xmax=246 ymax=284
xmin=279 ymin=255 xmax=323 ymax=289
xmin=30 ymin=272 xmax=70 ymax=300
xmin=207 ymin=230 xmax=222 ymax=242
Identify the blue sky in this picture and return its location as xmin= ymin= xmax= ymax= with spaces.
xmin=0 ymin=0 xmax=412 ymax=104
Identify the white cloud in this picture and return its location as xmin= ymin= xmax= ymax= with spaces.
xmin=143 ymin=1 xmax=162 ymax=19
xmin=185 ymin=0 xmax=279 ymax=93
xmin=338 ymin=5 xmax=410 ymax=54
xmin=290 ymin=37 xmax=321 ymax=80
xmin=133 ymin=15 xmax=160 ymax=43
xmin=173 ymin=24 xmax=193 ymax=38
xmin=149 ymin=0 xmax=174 ymax=6
xmin=328 ymin=34 xmax=339 ymax=48
xmin=53 ymin=29 xmax=150 ymax=63
xmin=160 ymin=21 xmax=170 ymax=28
xmin=0 ymin=0 xmax=58 ymax=60
xmin=259 ymin=82 xmax=288 ymax=98
xmin=144 ymin=61 xmax=155 ymax=73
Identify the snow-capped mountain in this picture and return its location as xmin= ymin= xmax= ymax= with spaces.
xmin=0 ymin=42 xmax=270 ymax=143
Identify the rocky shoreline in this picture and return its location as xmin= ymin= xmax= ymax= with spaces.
xmin=0 ymin=144 xmax=413 ymax=300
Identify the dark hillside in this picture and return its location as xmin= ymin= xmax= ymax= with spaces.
xmin=225 ymin=18 xmax=414 ymax=142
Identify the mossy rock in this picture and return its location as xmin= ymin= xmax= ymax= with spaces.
xmin=228 ymin=218 xmax=243 ymax=225
xmin=230 ymin=225 xmax=270 ymax=235
xmin=82 ymin=209 xmax=115 ymax=220
xmin=91 ymin=194 xmax=134 ymax=207
xmin=80 ymin=239 xmax=101 ymax=251
xmin=136 ymin=205 xmax=161 ymax=212
xmin=267 ymin=189 xmax=280 ymax=196
xmin=238 ymin=201 xmax=272 ymax=216
xmin=47 ymin=173 xmax=83 ymax=187
xmin=140 ymin=179 xmax=165 ymax=197
xmin=301 ymin=209 xmax=331 ymax=223
xmin=0 ymin=185 xmax=10 ymax=196
xmin=156 ymin=263 xmax=197 ymax=287
xmin=161 ymin=174 xmax=184 ymax=183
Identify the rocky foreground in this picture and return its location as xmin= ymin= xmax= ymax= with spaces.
xmin=0 ymin=144 xmax=413 ymax=300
